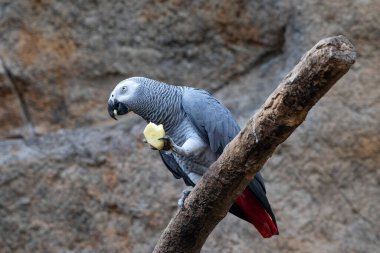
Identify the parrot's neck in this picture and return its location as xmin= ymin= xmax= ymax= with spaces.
xmin=131 ymin=78 xmax=186 ymax=133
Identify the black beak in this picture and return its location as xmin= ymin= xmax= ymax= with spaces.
xmin=108 ymin=99 xmax=129 ymax=120
xmin=108 ymin=100 xmax=118 ymax=120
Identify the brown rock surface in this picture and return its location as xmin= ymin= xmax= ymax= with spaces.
xmin=0 ymin=0 xmax=288 ymax=136
xmin=0 ymin=1 xmax=379 ymax=253
xmin=0 ymin=60 xmax=27 ymax=139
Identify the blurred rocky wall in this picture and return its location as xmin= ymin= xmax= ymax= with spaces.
xmin=0 ymin=0 xmax=379 ymax=252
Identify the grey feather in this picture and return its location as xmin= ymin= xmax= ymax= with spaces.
xmin=182 ymin=88 xmax=240 ymax=155
xmin=159 ymin=152 xmax=194 ymax=187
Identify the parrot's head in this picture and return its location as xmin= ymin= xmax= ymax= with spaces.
xmin=108 ymin=78 xmax=141 ymax=120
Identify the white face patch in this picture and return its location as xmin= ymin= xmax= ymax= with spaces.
xmin=111 ymin=78 xmax=140 ymax=106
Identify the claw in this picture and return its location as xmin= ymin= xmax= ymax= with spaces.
xmin=158 ymin=135 xmax=174 ymax=151
xmin=178 ymin=189 xmax=191 ymax=209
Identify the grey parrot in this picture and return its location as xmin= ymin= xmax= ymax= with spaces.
xmin=107 ymin=77 xmax=278 ymax=238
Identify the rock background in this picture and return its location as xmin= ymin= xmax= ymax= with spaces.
xmin=0 ymin=0 xmax=379 ymax=252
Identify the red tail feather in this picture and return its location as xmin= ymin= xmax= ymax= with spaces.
xmin=235 ymin=188 xmax=278 ymax=238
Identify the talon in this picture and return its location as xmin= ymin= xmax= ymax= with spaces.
xmin=158 ymin=136 xmax=171 ymax=142
xmin=178 ymin=189 xmax=191 ymax=209
xmin=159 ymin=135 xmax=174 ymax=151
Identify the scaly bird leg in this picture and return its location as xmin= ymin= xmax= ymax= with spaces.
xmin=178 ymin=188 xmax=192 ymax=209
xmin=159 ymin=136 xmax=206 ymax=157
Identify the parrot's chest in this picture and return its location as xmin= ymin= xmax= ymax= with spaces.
xmin=168 ymin=120 xmax=197 ymax=147
xmin=169 ymin=119 xmax=217 ymax=176
xmin=175 ymin=151 xmax=215 ymax=176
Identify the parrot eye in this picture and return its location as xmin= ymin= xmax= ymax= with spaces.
xmin=121 ymin=86 xmax=127 ymax=92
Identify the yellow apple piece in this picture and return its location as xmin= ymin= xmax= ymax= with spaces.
xmin=143 ymin=122 xmax=166 ymax=150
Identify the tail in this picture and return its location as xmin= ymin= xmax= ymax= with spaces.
xmin=234 ymin=187 xmax=278 ymax=238
xmin=229 ymin=172 xmax=278 ymax=238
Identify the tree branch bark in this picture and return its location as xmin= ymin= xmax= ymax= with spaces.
xmin=153 ymin=35 xmax=356 ymax=253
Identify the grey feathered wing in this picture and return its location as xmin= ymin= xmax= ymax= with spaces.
xmin=182 ymin=88 xmax=240 ymax=155
xmin=182 ymin=88 xmax=278 ymax=231
xmin=159 ymin=152 xmax=194 ymax=187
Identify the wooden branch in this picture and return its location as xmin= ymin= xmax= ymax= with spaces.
xmin=153 ymin=35 xmax=356 ymax=253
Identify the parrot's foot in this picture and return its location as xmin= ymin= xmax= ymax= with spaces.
xmin=159 ymin=136 xmax=184 ymax=154
xmin=159 ymin=136 xmax=174 ymax=151
xmin=178 ymin=188 xmax=191 ymax=209
xmin=160 ymin=136 xmax=205 ymax=157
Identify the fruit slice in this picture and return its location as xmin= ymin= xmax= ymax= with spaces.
xmin=143 ymin=122 xmax=166 ymax=150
